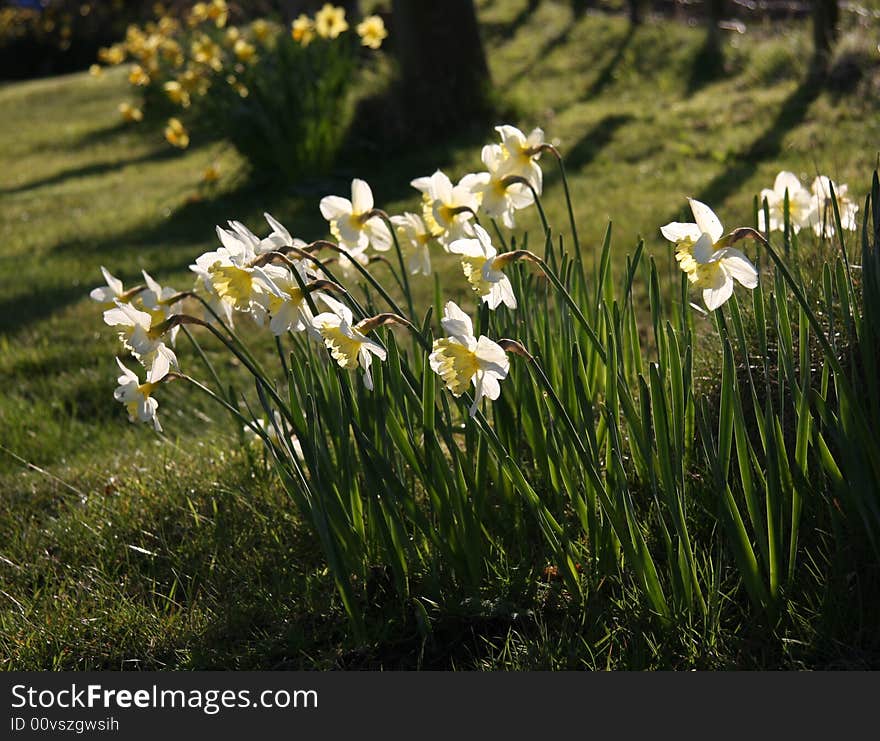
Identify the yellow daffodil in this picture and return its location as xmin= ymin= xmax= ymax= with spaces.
xmin=449 ymin=224 xmax=517 ymax=310
xmin=315 ymin=4 xmax=348 ymax=39
xmin=661 ymin=198 xmax=759 ymax=311
xmin=233 ymin=38 xmax=257 ymax=64
xmin=291 ymin=14 xmax=314 ymax=45
xmin=118 ymin=102 xmax=143 ymax=123
xmin=253 ymin=262 xmax=320 ymax=337
xmin=89 ymin=63 xmax=103 ymax=77
xmin=207 ymin=0 xmax=228 ymax=28
xmin=164 ymin=118 xmax=190 ymax=149
xmin=128 ymin=64 xmax=150 ymax=86
xmin=251 ymin=18 xmax=271 ymax=42
xmin=429 ymin=301 xmax=510 ymax=416
xmin=164 ymin=80 xmax=191 ymax=107
xmin=191 ymin=34 xmax=222 ymax=71
xmin=356 ymin=15 xmax=387 ymax=49
xmin=99 ymin=44 xmax=125 ymax=65
xmin=312 ymin=295 xmax=386 ymax=390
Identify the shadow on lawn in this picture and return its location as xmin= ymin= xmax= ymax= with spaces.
xmin=0 ymin=146 xmax=181 ymax=196
xmin=668 ymin=75 xmax=822 ymax=221
xmin=544 ymin=112 xmax=632 ymax=181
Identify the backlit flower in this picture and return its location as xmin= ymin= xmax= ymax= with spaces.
xmin=253 ymin=262 xmax=321 ymax=337
xmin=234 ymin=38 xmax=257 ymax=63
xmin=758 ymin=171 xmax=815 ymax=234
xmin=496 ymin=124 xmax=545 ymax=194
xmin=114 ymin=358 xmax=164 ymax=432
xmin=449 ymin=224 xmax=517 ymax=310
xmin=468 ymin=143 xmax=534 ymax=228
xmin=104 ymin=300 xmax=178 ymax=378
xmin=356 ymin=15 xmax=387 ymax=49
xmin=661 ymin=198 xmax=758 ymax=311
xmin=429 ymin=301 xmax=510 ymax=416
xmin=810 ymin=175 xmax=859 ymax=238
xmin=411 ymin=170 xmax=481 ymax=248
xmin=320 ymin=178 xmax=392 ymax=255
xmin=140 ymin=271 xmax=182 ymax=346
xmin=164 ymin=80 xmax=191 ymax=107
xmin=391 ymin=212 xmax=433 ymax=276
xmin=90 ymin=267 xmax=129 ymax=308
xmin=312 ymin=295 xmax=386 ymax=390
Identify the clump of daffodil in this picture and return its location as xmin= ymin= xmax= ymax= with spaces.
xmin=312 ymin=295 xmax=387 ymax=390
xmin=291 ymin=14 xmax=315 ymax=46
xmin=114 ymin=358 xmax=165 ymax=432
xmin=411 ymin=170 xmax=481 ymax=248
xmin=165 ymin=118 xmax=190 ymax=149
xmin=429 ymin=301 xmax=511 ymax=417
xmin=758 ymin=171 xmax=815 ymax=234
xmin=810 ymin=175 xmax=859 ymax=238
xmin=391 ymin=212 xmax=434 ymax=276
xmin=449 ymin=225 xmax=517 ymax=310
xmin=661 ymin=198 xmax=759 ymax=311
xmin=320 ymin=178 xmax=392 ymax=257
xmin=315 ymin=4 xmax=348 ymax=39
xmin=356 ymin=15 xmax=387 ymax=49
xmin=119 ymin=102 xmax=143 ymax=123
xmin=191 ymin=33 xmax=222 ymax=71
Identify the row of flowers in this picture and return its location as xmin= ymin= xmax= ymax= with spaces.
xmin=92 ymin=122 xmax=859 ymax=435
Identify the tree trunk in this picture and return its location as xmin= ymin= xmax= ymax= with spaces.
xmin=390 ymin=0 xmax=493 ymax=134
xmin=628 ymin=0 xmax=641 ymax=25
xmin=705 ymin=0 xmax=724 ymax=63
xmin=812 ymin=0 xmax=839 ymax=69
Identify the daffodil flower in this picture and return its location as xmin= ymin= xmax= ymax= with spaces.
xmin=312 ymin=295 xmax=386 ymax=390
xmin=496 ymin=124 xmax=545 ymax=194
xmin=315 ymin=4 xmax=348 ymax=39
xmin=164 ymin=117 xmax=190 ymax=149
xmin=410 ymin=170 xmax=481 ymax=248
xmin=390 ymin=212 xmax=434 ymax=276
xmin=104 ymin=300 xmax=178 ymax=378
xmin=356 ymin=15 xmax=387 ymax=49
xmin=140 ymin=271 xmax=182 ymax=346
xmin=90 ymin=267 xmax=130 ymax=308
xmin=252 ymin=262 xmax=321 ymax=337
xmin=114 ymin=358 xmax=164 ymax=432
xmin=429 ymin=301 xmax=510 ymax=417
xmin=449 ymin=225 xmax=517 ymax=310
xmin=810 ymin=175 xmax=859 ymax=238
xmin=758 ymin=171 xmax=815 ymax=234
xmin=320 ymin=179 xmax=392 ymax=257
xmin=468 ymin=143 xmax=535 ymax=228
xmin=661 ymin=198 xmax=758 ymax=311
xmin=291 ymin=14 xmax=315 ymax=45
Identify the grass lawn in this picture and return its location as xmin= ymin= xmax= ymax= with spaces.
xmin=1 ymin=0 xmax=879 ymax=669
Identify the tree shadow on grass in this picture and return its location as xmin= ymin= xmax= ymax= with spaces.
xmin=580 ymin=25 xmax=636 ymax=101
xmin=0 ymin=146 xmax=181 ymax=196
xmin=481 ymin=0 xmax=541 ymax=43
xmin=500 ymin=17 xmax=582 ymax=92
xmin=682 ymin=75 xmax=822 ymax=218
xmin=545 ymin=113 xmax=633 ymax=182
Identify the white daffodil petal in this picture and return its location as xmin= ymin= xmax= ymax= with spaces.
xmin=687 ymin=198 xmax=724 ymax=243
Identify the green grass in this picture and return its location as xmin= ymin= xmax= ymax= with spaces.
xmin=2 ymin=1 xmax=880 ymax=669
